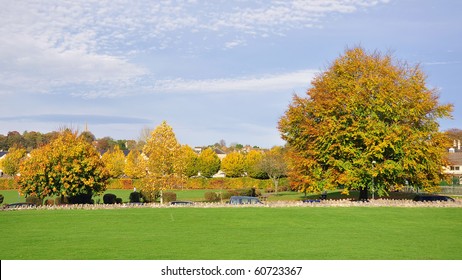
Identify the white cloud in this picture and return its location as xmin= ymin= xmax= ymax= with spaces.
xmin=0 ymin=0 xmax=388 ymax=97
xmin=150 ymin=69 xmax=317 ymax=94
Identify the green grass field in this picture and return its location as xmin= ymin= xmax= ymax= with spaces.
xmin=1 ymin=207 xmax=461 ymax=260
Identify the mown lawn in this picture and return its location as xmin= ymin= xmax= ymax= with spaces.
xmin=1 ymin=207 xmax=461 ymax=260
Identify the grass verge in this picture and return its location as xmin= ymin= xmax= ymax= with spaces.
xmin=1 ymin=207 xmax=461 ymax=260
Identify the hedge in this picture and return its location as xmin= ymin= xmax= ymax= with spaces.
xmin=0 ymin=177 xmax=289 ymax=191
xmin=0 ymin=178 xmax=18 ymax=190
xmin=184 ymin=177 xmax=289 ymax=190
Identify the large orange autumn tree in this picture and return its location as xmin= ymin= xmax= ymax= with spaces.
xmin=18 ymin=130 xmax=109 ymax=203
xmin=279 ymin=47 xmax=452 ymax=199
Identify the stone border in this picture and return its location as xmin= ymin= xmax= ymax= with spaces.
xmin=2 ymin=198 xmax=462 ymax=211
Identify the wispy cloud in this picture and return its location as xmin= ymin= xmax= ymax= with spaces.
xmin=0 ymin=114 xmax=151 ymax=125
xmin=0 ymin=0 xmax=389 ymax=98
xmin=149 ymin=69 xmax=317 ymax=94
xmin=424 ymin=61 xmax=462 ymax=66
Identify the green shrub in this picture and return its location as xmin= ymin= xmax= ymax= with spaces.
xmin=103 ymin=193 xmax=117 ymax=204
xmin=0 ymin=194 xmax=4 ymax=204
xmin=225 ymin=188 xmax=261 ymax=197
xmin=140 ymin=189 xmax=159 ymax=203
xmin=204 ymin=191 xmax=220 ymax=202
xmin=115 ymin=197 xmax=123 ymax=204
xmin=45 ymin=199 xmax=54 ymax=206
xmin=25 ymin=194 xmax=42 ymax=206
xmin=162 ymin=192 xmax=177 ymax=203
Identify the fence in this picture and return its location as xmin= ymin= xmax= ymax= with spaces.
xmin=438 ymin=186 xmax=462 ymax=195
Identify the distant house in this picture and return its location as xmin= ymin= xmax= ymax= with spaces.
xmin=213 ymin=148 xmax=227 ymax=161
xmin=194 ymin=146 xmax=227 ymax=161
xmin=443 ymin=141 xmax=462 ymax=185
xmin=0 ymin=151 xmax=8 ymax=176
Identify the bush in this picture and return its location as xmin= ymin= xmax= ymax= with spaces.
xmin=204 ymin=191 xmax=220 ymax=202
xmin=55 ymin=196 xmax=68 ymax=205
xmin=129 ymin=191 xmax=141 ymax=203
xmin=115 ymin=197 xmax=123 ymax=204
xmin=0 ymin=194 xmax=4 ymax=204
xmin=103 ymin=193 xmax=117 ymax=204
xmin=162 ymin=192 xmax=177 ymax=203
xmin=25 ymin=194 xmax=42 ymax=206
xmin=225 ymin=188 xmax=261 ymax=197
xmin=68 ymin=193 xmax=94 ymax=204
xmin=45 ymin=199 xmax=55 ymax=206
xmin=140 ymin=189 xmax=159 ymax=203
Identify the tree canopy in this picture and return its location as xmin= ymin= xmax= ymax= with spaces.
xmin=279 ymin=47 xmax=453 ymax=197
xmin=101 ymin=146 xmax=126 ymax=178
xmin=0 ymin=145 xmax=27 ymax=176
xmin=18 ymin=130 xmax=109 ymax=202
xmin=197 ymin=147 xmax=221 ymax=178
xmin=221 ymin=151 xmax=245 ymax=177
xmin=142 ymin=121 xmax=185 ymax=201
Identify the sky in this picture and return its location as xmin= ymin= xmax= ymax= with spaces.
xmin=0 ymin=0 xmax=461 ymax=148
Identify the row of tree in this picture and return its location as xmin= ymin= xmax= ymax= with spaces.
xmin=0 ymin=130 xmax=135 ymax=153
xmin=1 ymin=122 xmax=286 ymax=203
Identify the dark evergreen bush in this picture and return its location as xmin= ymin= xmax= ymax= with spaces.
xmin=0 ymin=194 xmax=4 ymax=204
xmin=103 ymin=193 xmax=117 ymax=204
xmin=68 ymin=193 xmax=94 ymax=204
xmin=129 ymin=191 xmax=141 ymax=203
xmin=115 ymin=197 xmax=123 ymax=204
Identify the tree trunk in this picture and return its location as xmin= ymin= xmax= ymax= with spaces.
xmin=359 ymin=187 xmax=369 ymax=201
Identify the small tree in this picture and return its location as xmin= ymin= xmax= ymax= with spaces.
xmin=181 ymin=145 xmax=199 ymax=178
xmin=142 ymin=121 xmax=185 ymax=203
xmin=1 ymin=145 xmax=27 ymax=176
xmin=124 ymin=149 xmax=147 ymax=179
xmin=197 ymin=147 xmax=221 ymax=178
xmin=221 ymin=151 xmax=246 ymax=177
xmin=102 ymin=145 xmax=126 ymax=178
xmin=245 ymin=150 xmax=268 ymax=179
xmin=258 ymin=147 xmax=287 ymax=194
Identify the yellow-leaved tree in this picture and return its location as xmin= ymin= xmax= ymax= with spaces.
xmin=245 ymin=149 xmax=267 ymax=179
xmin=124 ymin=149 xmax=147 ymax=179
xmin=142 ymin=121 xmax=185 ymax=203
xmin=197 ymin=147 xmax=221 ymax=178
xmin=181 ymin=145 xmax=199 ymax=178
xmin=279 ymin=47 xmax=452 ymax=200
xmin=221 ymin=151 xmax=245 ymax=177
xmin=101 ymin=145 xmax=126 ymax=178
xmin=1 ymin=145 xmax=27 ymax=176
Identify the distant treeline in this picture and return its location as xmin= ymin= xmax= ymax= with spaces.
xmin=0 ymin=130 xmax=137 ymax=153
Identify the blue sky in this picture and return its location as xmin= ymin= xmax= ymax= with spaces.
xmin=0 ymin=0 xmax=461 ymax=148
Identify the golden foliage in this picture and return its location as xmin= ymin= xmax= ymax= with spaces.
xmin=279 ymin=47 xmax=452 ymax=195
xmin=142 ymin=121 xmax=185 ymax=192
xmin=18 ymin=130 xmax=109 ymax=199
